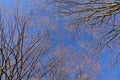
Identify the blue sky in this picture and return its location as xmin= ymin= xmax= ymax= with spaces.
xmin=1 ymin=0 xmax=120 ymax=80
xmin=0 ymin=0 xmax=13 ymax=9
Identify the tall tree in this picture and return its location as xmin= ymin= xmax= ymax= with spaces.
xmin=53 ymin=0 xmax=120 ymax=47
xmin=53 ymin=0 xmax=120 ymax=62
xmin=0 ymin=0 xmax=50 ymax=79
xmin=45 ymin=46 xmax=100 ymax=80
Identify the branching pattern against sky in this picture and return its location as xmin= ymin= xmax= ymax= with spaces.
xmin=0 ymin=0 xmax=120 ymax=80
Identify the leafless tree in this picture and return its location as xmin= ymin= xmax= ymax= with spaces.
xmin=42 ymin=46 xmax=100 ymax=80
xmin=53 ymin=0 xmax=120 ymax=47
xmin=0 ymin=0 xmax=102 ymax=80
xmin=0 ymin=1 xmax=50 ymax=80
xmin=52 ymin=0 xmax=120 ymax=63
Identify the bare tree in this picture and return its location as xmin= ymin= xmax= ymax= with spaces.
xmin=0 ymin=1 xmax=50 ymax=80
xmin=42 ymin=46 xmax=100 ymax=80
xmin=52 ymin=0 xmax=120 ymax=47
xmin=52 ymin=0 xmax=120 ymax=63
xmin=0 ymin=0 xmax=102 ymax=80
xmin=73 ymin=54 xmax=100 ymax=80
